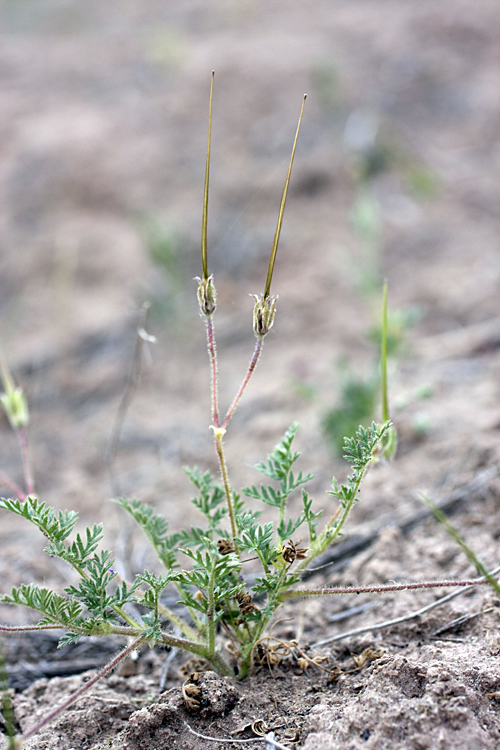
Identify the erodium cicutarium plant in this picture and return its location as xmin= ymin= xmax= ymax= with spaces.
xmin=0 ymin=74 xmax=401 ymax=744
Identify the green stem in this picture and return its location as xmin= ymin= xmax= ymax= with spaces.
xmin=294 ymin=467 xmax=368 ymax=576
xmin=205 ymin=648 xmax=235 ymax=677
xmin=254 ymin=548 xmax=270 ymax=573
xmin=160 ymin=629 xmax=235 ymax=676
xmin=278 ymin=495 xmax=287 ymax=546
xmin=238 ymin=565 xmax=288 ymax=677
xmin=157 ymin=601 xmax=200 ymax=641
xmin=214 ymin=429 xmax=238 ymax=548
xmin=18 ymin=426 xmax=34 ymax=496
xmin=206 ymin=556 xmax=217 ymax=654
xmin=108 ymin=624 xmax=206 ymax=656
xmin=111 ymin=603 xmax=140 ymax=629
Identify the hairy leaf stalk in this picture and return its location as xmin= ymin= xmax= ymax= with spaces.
xmin=280 ymin=576 xmax=500 ymax=601
xmin=21 ymin=634 xmax=147 ymax=743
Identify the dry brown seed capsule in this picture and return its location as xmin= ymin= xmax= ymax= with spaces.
xmin=217 ymin=538 xmax=235 ymax=555
xmin=236 ymin=592 xmax=252 ymax=605
xmin=240 ymin=603 xmax=256 ymax=615
xmin=182 ymin=682 xmax=201 ymax=711
xmin=236 ymin=591 xmax=257 ymax=616
xmin=281 ymin=539 xmax=308 ymax=565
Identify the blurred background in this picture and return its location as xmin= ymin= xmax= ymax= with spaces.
xmin=1 ymin=0 xmax=500 ymax=572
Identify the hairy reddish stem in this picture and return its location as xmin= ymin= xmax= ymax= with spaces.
xmin=21 ymin=634 xmax=147 ymax=742
xmin=221 ymin=337 xmax=263 ymax=430
xmin=0 ymin=624 xmax=63 ymax=632
xmin=18 ymin=426 xmax=34 ymax=496
xmin=205 ymin=315 xmax=220 ymax=428
xmin=280 ymin=576 xmax=499 ymax=600
xmin=0 ymin=471 xmax=26 ymax=502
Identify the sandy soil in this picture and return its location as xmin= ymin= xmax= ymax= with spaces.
xmin=2 ymin=1 xmax=500 ymax=748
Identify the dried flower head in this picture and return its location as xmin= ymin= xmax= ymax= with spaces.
xmin=217 ymin=538 xmax=236 ymax=555
xmin=281 ymin=539 xmax=308 ymax=565
xmin=196 ymin=275 xmax=217 ymax=316
xmin=236 ymin=591 xmax=257 ymax=616
xmin=182 ymin=680 xmax=201 ymax=711
xmin=252 ymin=294 xmax=277 ymax=338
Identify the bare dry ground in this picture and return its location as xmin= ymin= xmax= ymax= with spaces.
xmin=2 ymin=1 xmax=500 ymax=748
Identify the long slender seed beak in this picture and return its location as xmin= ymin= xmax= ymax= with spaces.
xmin=201 ymin=71 xmax=215 ymax=281
xmin=263 ymin=94 xmax=307 ymax=299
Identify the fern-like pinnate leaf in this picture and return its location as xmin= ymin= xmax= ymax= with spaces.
xmin=254 ymin=423 xmax=301 ymax=480
xmin=177 ymin=525 xmax=224 ymax=548
xmin=1 ymin=584 xmax=82 ymax=626
xmin=241 ymin=424 xmax=313 ymax=509
xmin=277 ymin=515 xmax=305 ymax=540
xmin=0 ymin=496 xmax=78 ymax=542
xmin=45 ymin=524 xmax=104 ymax=568
xmin=176 ymin=543 xmax=242 ymax=613
xmin=253 ymin=571 xmax=301 ymax=599
xmin=137 ymin=570 xmax=172 ymax=592
xmin=236 ymin=514 xmax=275 ymax=566
xmin=329 ymin=421 xmax=391 ymax=509
xmin=302 ymin=490 xmax=322 ymax=543
xmin=62 ymin=550 xmax=139 ymax=619
xmin=114 ymin=497 xmax=179 ymax=569
xmin=184 ymin=467 xmax=227 ymax=529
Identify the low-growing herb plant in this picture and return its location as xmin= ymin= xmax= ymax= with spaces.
xmin=0 ymin=74 xmax=415 ymax=743
xmin=0 ymin=74 xmax=388 ymax=677
xmin=1 ymin=74 xmax=499 ymax=749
